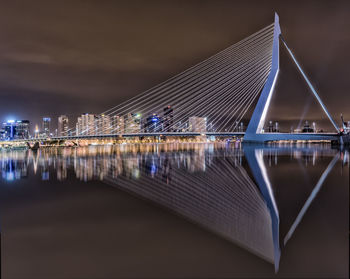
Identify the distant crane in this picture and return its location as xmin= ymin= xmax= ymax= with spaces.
xmin=340 ymin=114 xmax=349 ymax=134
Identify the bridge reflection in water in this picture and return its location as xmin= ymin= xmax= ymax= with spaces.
xmin=0 ymin=143 xmax=346 ymax=272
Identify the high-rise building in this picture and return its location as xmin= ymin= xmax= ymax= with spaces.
xmin=163 ymin=106 xmax=174 ymax=132
xmin=76 ymin=113 xmax=95 ymax=136
xmin=112 ymin=115 xmax=124 ymax=134
xmin=125 ymin=113 xmax=141 ymax=134
xmin=58 ymin=115 xmax=69 ymax=137
xmin=1 ymin=120 xmax=30 ymax=139
xmin=95 ymin=114 xmax=111 ymax=135
xmin=144 ymin=113 xmax=162 ymax=133
xmin=189 ymin=117 xmax=207 ymax=133
xmin=16 ymin=120 xmax=30 ymax=139
xmin=76 ymin=117 xmax=82 ymax=136
xmin=2 ymin=120 xmax=16 ymax=140
xmin=0 ymin=127 xmax=5 ymax=140
xmin=42 ymin=117 xmax=51 ymax=136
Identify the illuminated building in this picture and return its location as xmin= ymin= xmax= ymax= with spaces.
xmin=0 ymin=128 xmax=5 ymax=140
xmin=302 ymin=121 xmax=314 ymax=133
xmin=144 ymin=113 xmax=162 ymax=133
xmin=1 ymin=120 xmax=30 ymax=140
xmin=266 ymin=121 xmax=278 ymax=132
xmin=58 ymin=115 xmax=69 ymax=137
xmin=95 ymin=114 xmax=111 ymax=135
xmin=125 ymin=113 xmax=141 ymax=133
xmin=76 ymin=117 xmax=82 ymax=135
xmin=16 ymin=120 xmax=30 ymax=139
xmin=189 ymin=117 xmax=207 ymax=133
xmin=76 ymin=113 xmax=95 ymax=136
xmin=163 ymin=106 xmax=174 ymax=132
xmin=112 ymin=115 xmax=124 ymax=134
xmin=3 ymin=120 xmax=16 ymax=140
xmin=239 ymin=122 xmax=244 ymax=132
xmin=42 ymin=117 xmax=51 ymax=136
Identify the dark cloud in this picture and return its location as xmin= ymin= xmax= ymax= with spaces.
xmin=0 ymin=0 xmax=349 ymax=132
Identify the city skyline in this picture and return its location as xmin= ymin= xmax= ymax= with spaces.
xmin=0 ymin=0 xmax=349 ymax=131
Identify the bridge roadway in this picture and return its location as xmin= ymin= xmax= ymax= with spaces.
xmin=3 ymin=132 xmax=339 ymax=144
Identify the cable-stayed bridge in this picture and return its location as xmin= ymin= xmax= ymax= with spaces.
xmin=4 ymin=13 xmax=341 ymax=144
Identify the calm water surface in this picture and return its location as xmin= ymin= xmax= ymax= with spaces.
xmin=0 ymin=143 xmax=348 ymax=278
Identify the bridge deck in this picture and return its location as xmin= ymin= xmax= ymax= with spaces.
xmin=244 ymin=133 xmax=338 ymax=142
xmin=1 ymin=132 xmax=339 ymax=144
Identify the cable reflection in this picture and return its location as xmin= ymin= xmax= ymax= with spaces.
xmin=0 ymin=143 xmax=343 ymax=272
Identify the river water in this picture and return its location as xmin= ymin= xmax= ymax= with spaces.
xmin=0 ymin=142 xmax=348 ymax=278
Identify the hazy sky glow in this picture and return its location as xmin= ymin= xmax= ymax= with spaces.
xmin=0 ymin=0 xmax=349 ymax=132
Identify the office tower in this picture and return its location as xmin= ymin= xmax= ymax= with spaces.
xmin=145 ymin=113 xmax=161 ymax=133
xmin=112 ymin=115 xmax=124 ymax=134
xmin=42 ymin=117 xmax=51 ymax=136
xmin=58 ymin=115 xmax=69 ymax=137
xmin=76 ymin=117 xmax=82 ymax=136
xmin=3 ymin=120 xmax=16 ymax=140
xmin=16 ymin=120 xmax=30 ymax=139
xmin=0 ymin=127 xmax=5 ymax=140
xmin=84 ymin=114 xmax=96 ymax=136
xmin=163 ymin=105 xmax=174 ymax=132
xmin=77 ymin=113 xmax=95 ymax=136
xmin=1 ymin=120 xmax=29 ymax=139
xmin=96 ymin=114 xmax=111 ymax=135
xmin=125 ymin=113 xmax=141 ymax=134
xmin=188 ymin=117 xmax=207 ymax=133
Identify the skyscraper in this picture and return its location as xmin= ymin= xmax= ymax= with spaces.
xmin=42 ymin=117 xmax=51 ymax=136
xmin=2 ymin=120 xmax=30 ymax=139
xmin=16 ymin=120 xmax=30 ymax=139
xmin=58 ymin=115 xmax=69 ymax=137
xmin=125 ymin=113 xmax=141 ymax=134
xmin=112 ymin=115 xmax=124 ymax=134
xmin=3 ymin=120 xmax=16 ymax=140
xmin=144 ymin=113 xmax=161 ymax=133
xmin=76 ymin=113 xmax=95 ymax=136
xmin=95 ymin=114 xmax=111 ymax=135
xmin=163 ymin=106 xmax=174 ymax=132
xmin=76 ymin=116 xmax=82 ymax=136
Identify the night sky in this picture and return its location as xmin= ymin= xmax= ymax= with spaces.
xmin=0 ymin=0 xmax=349 ymax=132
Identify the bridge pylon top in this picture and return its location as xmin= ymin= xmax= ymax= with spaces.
xmin=244 ymin=13 xmax=281 ymax=140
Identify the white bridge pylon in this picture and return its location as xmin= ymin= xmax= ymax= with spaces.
xmin=244 ymin=13 xmax=339 ymax=142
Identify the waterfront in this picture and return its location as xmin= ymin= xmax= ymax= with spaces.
xmin=0 ymin=142 xmax=348 ymax=278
